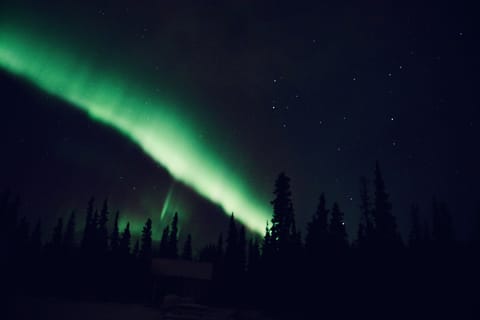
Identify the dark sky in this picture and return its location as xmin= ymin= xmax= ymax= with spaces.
xmin=1 ymin=0 xmax=479 ymax=243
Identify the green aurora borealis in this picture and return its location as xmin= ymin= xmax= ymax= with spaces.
xmin=0 ymin=24 xmax=270 ymax=234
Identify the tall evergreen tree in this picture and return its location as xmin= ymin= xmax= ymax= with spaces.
xmin=248 ymin=238 xmax=261 ymax=274
xmin=132 ymin=239 xmax=140 ymax=259
xmin=357 ymin=177 xmax=374 ymax=248
xmin=182 ymin=234 xmax=193 ymax=261
xmin=119 ymin=223 xmax=131 ymax=256
xmin=81 ymin=197 xmax=95 ymax=250
xmin=63 ymin=210 xmax=76 ymax=251
xmin=216 ymin=233 xmax=224 ymax=258
xmin=98 ymin=199 xmax=109 ymax=252
xmin=30 ymin=219 xmax=42 ymax=255
xmin=305 ymin=193 xmax=329 ymax=256
xmin=262 ymin=222 xmax=273 ymax=262
xmin=238 ymin=225 xmax=247 ymax=273
xmin=110 ymin=210 xmax=120 ymax=253
xmin=140 ymin=218 xmax=153 ymax=263
xmin=51 ymin=217 xmax=63 ymax=250
xmin=225 ymin=213 xmax=238 ymax=270
xmin=16 ymin=216 xmax=30 ymax=251
xmin=168 ymin=212 xmax=179 ymax=258
xmin=329 ymin=202 xmax=348 ymax=250
xmin=408 ymin=204 xmax=422 ymax=249
xmin=159 ymin=226 xmax=170 ymax=258
xmin=432 ymin=199 xmax=454 ymax=247
xmin=270 ymin=172 xmax=296 ymax=256
xmin=373 ymin=161 xmax=400 ymax=247
xmin=92 ymin=209 xmax=99 ymax=249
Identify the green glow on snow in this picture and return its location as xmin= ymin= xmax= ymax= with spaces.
xmin=0 ymin=25 xmax=269 ymax=233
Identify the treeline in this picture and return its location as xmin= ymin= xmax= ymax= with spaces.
xmin=1 ymin=162 xmax=479 ymax=319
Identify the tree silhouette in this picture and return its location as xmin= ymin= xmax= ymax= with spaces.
xmin=16 ymin=216 xmax=30 ymax=252
xmin=51 ymin=217 xmax=63 ymax=250
xmin=98 ymin=199 xmax=109 ymax=253
xmin=110 ymin=210 xmax=120 ymax=254
xmin=159 ymin=226 xmax=169 ymax=258
xmin=238 ymin=225 xmax=246 ymax=273
xmin=329 ymin=202 xmax=348 ymax=251
xmin=225 ymin=213 xmax=238 ymax=271
xmin=119 ymin=223 xmax=131 ymax=256
xmin=63 ymin=210 xmax=76 ymax=251
xmin=432 ymin=199 xmax=454 ymax=248
xmin=408 ymin=204 xmax=422 ymax=249
xmin=132 ymin=239 xmax=140 ymax=259
xmin=81 ymin=197 xmax=95 ymax=250
xmin=357 ymin=177 xmax=374 ymax=248
xmin=216 ymin=233 xmax=224 ymax=258
xmin=373 ymin=161 xmax=400 ymax=248
xmin=305 ymin=192 xmax=329 ymax=257
xmin=182 ymin=234 xmax=192 ymax=260
xmin=199 ymin=244 xmax=218 ymax=262
xmin=270 ymin=172 xmax=296 ymax=256
xmin=168 ymin=212 xmax=179 ymax=258
xmin=247 ymin=237 xmax=260 ymax=274
xmin=92 ymin=209 xmax=99 ymax=250
xmin=262 ymin=221 xmax=274 ymax=263
xmin=140 ymin=218 xmax=153 ymax=263
xmin=30 ymin=219 xmax=42 ymax=256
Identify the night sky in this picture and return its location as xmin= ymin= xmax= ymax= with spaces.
xmin=1 ymin=1 xmax=479 ymax=244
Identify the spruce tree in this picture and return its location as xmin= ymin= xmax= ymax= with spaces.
xmin=357 ymin=177 xmax=374 ymax=248
xmin=408 ymin=204 xmax=422 ymax=249
xmin=216 ymin=233 xmax=224 ymax=258
xmin=238 ymin=225 xmax=246 ymax=273
xmin=16 ymin=216 xmax=30 ymax=251
xmin=305 ymin=193 xmax=329 ymax=256
xmin=140 ymin=218 xmax=153 ymax=263
xmin=51 ymin=217 xmax=63 ymax=250
xmin=262 ymin=222 xmax=273 ymax=262
xmin=182 ymin=234 xmax=193 ymax=261
xmin=329 ymin=202 xmax=348 ymax=250
xmin=248 ymin=238 xmax=260 ymax=274
xmin=119 ymin=223 xmax=131 ymax=256
xmin=432 ymin=199 xmax=454 ymax=247
xmin=270 ymin=172 xmax=295 ymax=255
xmin=373 ymin=161 xmax=400 ymax=248
xmin=98 ymin=199 xmax=109 ymax=252
xmin=110 ymin=210 xmax=120 ymax=253
xmin=63 ymin=211 xmax=76 ymax=251
xmin=30 ymin=219 xmax=42 ymax=255
xmin=168 ymin=212 xmax=179 ymax=258
xmin=132 ymin=239 xmax=140 ymax=259
xmin=92 ymin=209 xmax=99 ymax=250
xmin=225 ymin=213 xmax=238 ymax=271
xmin=159 ymin=226 xmax=169 ymax=258
xmin=81 ymin=197 xmax=95 ymax=250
